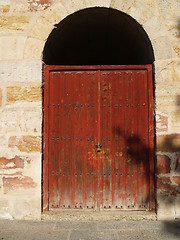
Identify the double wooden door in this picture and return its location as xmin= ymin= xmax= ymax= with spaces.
xmin=43 ymin=66 xmax=154 ymax=211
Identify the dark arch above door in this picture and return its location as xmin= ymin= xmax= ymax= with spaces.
xmin=43 ymin=7 xmax=155 ymax=65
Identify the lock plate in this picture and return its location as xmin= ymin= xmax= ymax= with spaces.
xmin=96 ymin=143 xmax=102 ymax=153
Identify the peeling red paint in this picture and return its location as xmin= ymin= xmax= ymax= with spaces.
xmin=28 ymin=0 xmax=52 ymax=11
xmin=0 ymin=156 xmax=26 ymax=169
xmin=156 ymin=114 xmax=168 ymax=133
xmin=3 ymin=176 xmax=37 ymax=194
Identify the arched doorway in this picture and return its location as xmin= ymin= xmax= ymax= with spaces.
xmin=43 ymin=7 xmax=155 ymax=212
xmin=43 ymin=7 xmax=154 ymax=65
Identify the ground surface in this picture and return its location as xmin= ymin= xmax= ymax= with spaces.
xmin=0 ymin=217 xmax=179 ymax=240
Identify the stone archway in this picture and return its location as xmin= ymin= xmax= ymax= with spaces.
xmin=43 ymin=7 xmax=154 ymax=65
xmin=28 ymin=0 xmax=164 ymax=62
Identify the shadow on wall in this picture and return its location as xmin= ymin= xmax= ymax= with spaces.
xmin=111 ymin=118 xmax=180 ymax=221
xmin=163 ymin=220 xmax=180 ymax=238
xmin=156 ymin=93 xmax=180 ymax=235
xmin=42 ymin=10 xmax=180 ymax=237
xmin=160 ymin=20 xmax=180 ymax=234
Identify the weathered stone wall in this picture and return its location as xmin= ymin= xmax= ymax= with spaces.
xmin=0 ymin=0 xmax=179 ymax=220
xmin=0 ymin=60 xmax=42 ymax=219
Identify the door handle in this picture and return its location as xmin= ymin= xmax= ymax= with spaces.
xmin=96 ymin=143 xmax=102 ymax=153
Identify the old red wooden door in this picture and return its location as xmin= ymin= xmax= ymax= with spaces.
xmin=44 ymin=66 xmax=154 ymax=211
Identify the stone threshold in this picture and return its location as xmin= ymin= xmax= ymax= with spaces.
xmin=42 ymin=210 xmax=157 ymax=221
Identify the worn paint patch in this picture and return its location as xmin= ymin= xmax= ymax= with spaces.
xmin=0 ymin=156 xmax=30 ymax=169
xmin=0 ymin=156 xmax=27 ymax=169
xmin=156 ymin=113 xmax=168 ymax=133
xmin=3 ymin=176 xmax=37 ymax=194
xmin=0 ymin=0 xmax=10 ymax=13
xmin=28 ymin=0 xmax=52 ymax=11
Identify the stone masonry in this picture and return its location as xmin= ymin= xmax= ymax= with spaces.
xmin=0 ymin=0 xmax=180 ymax=220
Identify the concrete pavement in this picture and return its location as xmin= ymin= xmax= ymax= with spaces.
xmin=0 ymin=218 xmax=179 ymax=240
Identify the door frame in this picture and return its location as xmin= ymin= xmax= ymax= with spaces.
xmin=43 ymin=65 xmax=155 ymax=212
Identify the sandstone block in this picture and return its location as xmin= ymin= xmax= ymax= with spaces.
xmin=7 ymin=86 xmax=42 ymax=103
xmin=116 ymin=0 xmax=158 ymax=12
xmin=156 ymin=98 xmax=178 ymax=116
xmin=19 ymin=108 xmax=42 ymax=133
xmin=0 ymin=109 xmax=18 ymax=133
xmin=157 ymin=194 xmax=177 ymax=220
xmin=156 ymin=155 xmax=171 ymax=174
xmin=155 ymin=59 xmax=180 ymax=83
xmin=0 ymin=16 xmax=29 ymax=31
xmin=30 ymin=17 xmax=54 ymax=41
xmin=59 ymin=0 xmax=85 ymax=14
xmin=174 ymin=197 xmax=180 ymax=219
xmin=156 ymin=113 xmax=168 ymax=133
xmin=28 ymin=0 xmax=52 ymax=11
xmin=0 ymin=5 xmax=10 ymax=13
xmin=8 ymin=196 xmax=41 ymax=220
xmin=157 ymin=176 xmax=177 ymax=196
xmin=141 ymin=0 xmax=158 ymax=9
xmin=173 ymin=176 xmax=180 ymax=185
xmin=165 ymin=20 xmax=180 ymax=39
xmin=0 ymin=0 xmax=10 ymax=4
xmin=10 ymin=0 xmax=29 ymax=12
xmin=0 ymin=176 xmax=1 ymax=191
xmin=0 ymin=0 xmax=10 ymax=13
xmin=0 ymin=36 xmax=26 ymax=60
xmin=0 ymin=198 xmax=8 ymax=208
xmin=156 ymin=0 xmax=180 ymax=20
xmin=157 ymin=176 xmax=171 ymax=185
xmin=170 ymin=110 xmax=180 ymax=133
xmin=23 ymin=38 xmax=44 ymax=60
xmin=152 ymin=37 xmax=172 ymax=60
xmin=155 ymin=85 xmax=180 ymax=99
xmin=0 ymin=156 xmax=25 ymax=169
xmin=110 ymin=0 xmax=135 ymax=13
xmin=8 ymin=136 xmax=41 ymax=153
xmin=175 ymin=154 xmax=180 ymax=172
xmin=0 ymin=88 xmax=2 ymax=107
xmin=173 ymin=44 xmax=180 ymax=58
xmin=3 ymin=176 xmax=37 ymax=194
xmin=127 ymin=1 xmax=155 ymax=25
xmin=0 ymin=61 xmax=42 ymax=83
xmin=59 ymin=0 xmax=111 ymax=15
xmin=0 ymin=135 xmax=8 ymax=149
xmin=157 ymin=134 xmax=180 ymax=152
xmin=43 ymin=3 xmax=68 ymax=25
xmin=85 ymin=0 xmax=111 ymax=8
xmin=155 ymin=93 xmax=179 ymax=115
xmin=143 ymin=16 xmax=166 ymax=41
